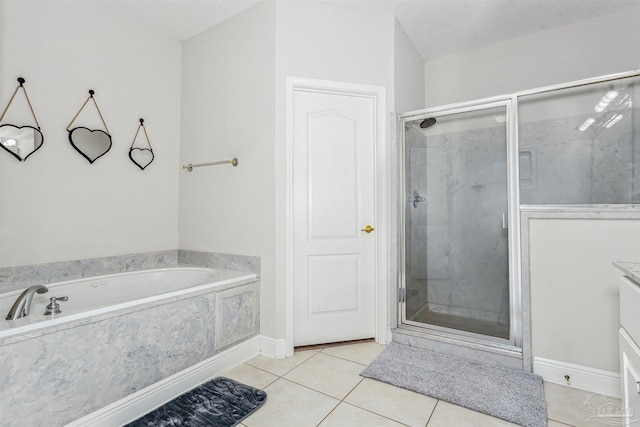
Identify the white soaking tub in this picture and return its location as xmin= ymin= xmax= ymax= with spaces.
xmin=0 ymin=267 xmax=260 ymax=427
xmin=0 ymin=267 xmax=255 ymax=339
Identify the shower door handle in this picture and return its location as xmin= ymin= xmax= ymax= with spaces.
xmin=502 ymin=212 xmax=508 ymax=229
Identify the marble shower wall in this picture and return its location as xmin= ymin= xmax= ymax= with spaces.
xmin=425 ymin=126 xmax=510 ymax=320
xmin=519 ymin=106 xmax=639 ymax=205
xmin=403 ymin=104 xmax=638 ymax=324
xmin=404 ymin=123 xmax=510 ymax=322
xmin=404 ymin=125 xmax=430 ymax=317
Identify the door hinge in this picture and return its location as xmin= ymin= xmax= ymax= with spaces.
xmin=398 ymin=287 xmax=406 ymax=303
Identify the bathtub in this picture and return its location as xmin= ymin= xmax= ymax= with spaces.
xmin=0 ymin=267 xmax=255 ymax=340
xmin=0 ymin=266 xmax=260 ymax=427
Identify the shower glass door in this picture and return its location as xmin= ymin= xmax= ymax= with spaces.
xmin=400 ymin=101 xmax=517 ymax=344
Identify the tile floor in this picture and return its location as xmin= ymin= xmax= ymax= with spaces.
xmin=220 ymin=341 xmax=621 ymax=427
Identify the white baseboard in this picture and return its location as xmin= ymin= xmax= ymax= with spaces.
xmin=259 ymin=335 xmax=288 ymax=359
xmin=534 ymin=357 xmax=621 ymax=398
xmin=67 ymin=336 xmax=262 ymax=427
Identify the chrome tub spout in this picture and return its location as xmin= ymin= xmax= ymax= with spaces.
xmin=6 ymin=285 xmax=49 ymax=320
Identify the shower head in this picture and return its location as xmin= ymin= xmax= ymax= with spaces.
xmin=420 ymin=117 xmax=437 ymax=129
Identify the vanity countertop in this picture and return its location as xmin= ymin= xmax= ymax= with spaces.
xmin=613 ymin=261 xmax=640 ymax=284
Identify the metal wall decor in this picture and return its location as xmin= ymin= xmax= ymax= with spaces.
xmin=0 ymin=77 xmax=44 ymax=162
xmin=129 ymin=118 xmax=154 ymax=170
xmin=67 ymin=89 xmax=112 ymax=164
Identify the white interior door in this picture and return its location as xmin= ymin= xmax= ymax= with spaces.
xmin=292 ymin=88 xmax=376 ymax=346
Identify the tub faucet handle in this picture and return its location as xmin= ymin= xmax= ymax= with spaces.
xmin=44 ymin=296 xmax=68 ymax=316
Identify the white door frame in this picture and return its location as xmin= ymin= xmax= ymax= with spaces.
xmin=285 ymin=76 xmax=388 ymax=357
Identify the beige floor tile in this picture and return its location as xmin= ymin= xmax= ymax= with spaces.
xmin=321 ymin=341 xmax=386 ymax=365
xmin=319 ymin=402 xmax=405 ymax=426
xmin=220 ymin=363 xmax=278 ymax=389
xmin=245 ymin=349 xmax=319 ymax=376
xmin=242 ymin=378 xmax=339 ymax=427
xmin=427 ymin=401 xmax=520 ymax=427
xmin=544 ymin=382 xmax=621 ymax=427
xmin=284 ymin=352 xmax=365 ymax=399
xmin=345 ymin=378 xmax=437 ymax=427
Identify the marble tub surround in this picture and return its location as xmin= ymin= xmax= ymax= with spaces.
xmin=0 ymin=277 xmax=260 ymax=427
xmin=179 ymin=249 xmax=261 ymax=276
xmin=0 ymin=269 xmax=257 ymax=346
xmin=0 ymin=249 xmax=260 ymax=293
xmin=613 ymin=260 xmax=640 ymax=283
xmin=0 ymin=250 xmax=177 ymax=293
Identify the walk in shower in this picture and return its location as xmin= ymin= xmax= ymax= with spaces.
xmin=396 ymin=70 xmax=640 ymax=369
xmin=400 ymin=101 xmax=518 ymax=345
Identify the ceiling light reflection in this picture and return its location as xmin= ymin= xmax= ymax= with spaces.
xmin=578 ymin=117 xmax=596 ymax=132
xmin=604 ymin=114 xmax=623 ymax=128
xmin=594 ymin=90 xmax=619 ymax=113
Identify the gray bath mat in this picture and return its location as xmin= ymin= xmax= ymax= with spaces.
xmin=126 ymin=376 xmax=267 ymax=427
xmin=361 ymin=342 xmax=546 ymax=427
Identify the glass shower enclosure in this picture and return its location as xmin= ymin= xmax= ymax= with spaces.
xmin=399 ymin=99 xmax=521 ymax=348
xmin=397 ymin=70 xmax=639 ymax=364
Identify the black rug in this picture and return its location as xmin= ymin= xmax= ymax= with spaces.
xmin=126 ymin=377 xmax=267 ymax=427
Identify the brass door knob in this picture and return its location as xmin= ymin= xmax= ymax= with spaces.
xmin=361 ymin=225 xmax=375 ymax=233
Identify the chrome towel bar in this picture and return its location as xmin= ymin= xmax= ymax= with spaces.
xmin=182 ymin=157 xmax=238 ymax=172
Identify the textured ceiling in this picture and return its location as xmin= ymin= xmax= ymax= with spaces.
xmin=393 ymin=0 xmax=640 ymax=60
xmin=102 ymin=0 xmax=261 ymax=41
xmin=103 ymin=0 xmax=640 ymax=60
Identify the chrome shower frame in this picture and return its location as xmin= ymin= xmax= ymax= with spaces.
xmin=394 ymin=68 xmax=640 ymax=371
xmin=397 ymin=96 xmax=523 ymax=354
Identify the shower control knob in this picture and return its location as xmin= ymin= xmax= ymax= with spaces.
xmin=411 ymin=190 xmax=426 ymax=209
xmin=361 ymin=225 xmax=375 ymax=233
xmin=44 ymin=296 xmax=68 ymax=315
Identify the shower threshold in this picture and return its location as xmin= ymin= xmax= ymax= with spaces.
xmin=409 ymin=310 xmax=509 ymax=340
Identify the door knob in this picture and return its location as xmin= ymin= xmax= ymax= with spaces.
xmin=361 ymin=225 xmax=375 ymax=233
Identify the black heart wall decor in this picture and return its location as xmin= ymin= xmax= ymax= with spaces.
xmin=66 ymin=89 xmax=112 ymax=164
xmin=129 ymin=147 xmax=154 ymax=170
xmin=128 ymin=118 xmax=154 ymax=170
xmin=68 ymin=126 xmax=112 ymax=164
xmin=0 ymin=124 xmax=44 ymax=161
xmin=0 ymin=77 xmax=44 ymax=162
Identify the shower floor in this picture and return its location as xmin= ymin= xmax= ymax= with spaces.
xmin=409 ymin=310 xmax=510 ymax=340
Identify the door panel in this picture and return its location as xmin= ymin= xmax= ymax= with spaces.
xmin=308 ymin=112 xmax=358 ymax=238
xmin=308 ymin=254 xmax=359 ymax=314
xmin=293 ymin=89 xmax=375 ymax=346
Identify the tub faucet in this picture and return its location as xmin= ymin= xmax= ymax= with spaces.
xmin=5 ymin=285 xmax=49 ymax=320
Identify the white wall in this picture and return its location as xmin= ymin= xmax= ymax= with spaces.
xmin=0 ymin=0 xmax=398 ymax=342
xmin=424 ymin=6 xmax=640 ymax=107
xmin=181 ymin=0 xmax=398 ymax=341
xmin=179 ymin=2 xmax=277 ymax=335
xmin=273 ymin=0 xmax=395 ymax=340
xmin=0 ymin=1 xmax=181 ymax=267
xmin=394 ymin=18 xmax=425 ymax=113
xmin=530 ymin=219 xmax=640 ymax=373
